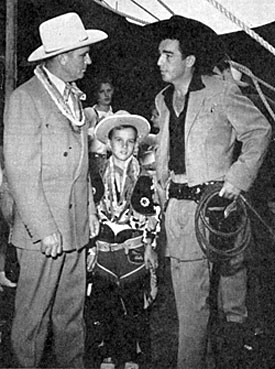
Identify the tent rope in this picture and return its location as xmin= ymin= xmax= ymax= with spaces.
xmin=92 ymin=0 xmax=149 ymax=25
xmin=230 ymin=60 xmax=275 ymax=125
xmin=156 ymin=0 xmax=175 ymax=15
xmin=206 ymin=0 xmax=275 ymax=125
xmin=205 ymin=0 xmax=275 ymax=57
xmin=129 ymin=0 xmax=160 ymax=21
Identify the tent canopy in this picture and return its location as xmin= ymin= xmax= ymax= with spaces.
xmin=99 ymin=0 xmax=275 ymax=35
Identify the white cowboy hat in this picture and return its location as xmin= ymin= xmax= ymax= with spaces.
xmin=28 ymin=12 xmax=108 ymax=62
xmin=94 ymin=110 xmax=151 ymax=144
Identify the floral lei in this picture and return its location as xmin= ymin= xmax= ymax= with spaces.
xmin=34 ymin=64 xmax=86 ymax=132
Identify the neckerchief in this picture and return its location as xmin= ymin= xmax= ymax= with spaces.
xmin=34 ymin=64 xmax=86 ymax=132
xmin=99 ymin=155 xmax=140 ymax=223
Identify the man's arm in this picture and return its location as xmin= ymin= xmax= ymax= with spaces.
xmin=223 ymin=83 xmax=272 ymax=194
xmin=4 ymin=87 xmax=59 ymax=244
xmin=88 ymin=177 xmax=100 ymax=238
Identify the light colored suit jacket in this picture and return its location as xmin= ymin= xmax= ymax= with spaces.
xmin=155 ymin=74 xmax=271 ymax=195
xmin=4 ymin=75 xmax=96 ymax=251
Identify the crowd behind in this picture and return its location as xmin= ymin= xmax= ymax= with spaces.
xmin=1 ymin=11 xmax=275 ymax=369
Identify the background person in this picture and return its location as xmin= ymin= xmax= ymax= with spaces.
xmin=3 ymin=12 xmax=105 ymax=368
xmin=85 ymin=76 xmax=115 ymax=175
xmin=152 ymin=15 xmax=271 ymax=369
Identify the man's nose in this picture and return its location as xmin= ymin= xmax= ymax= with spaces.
xmin=157 ymin=55 xmax=163 ymax=66
xmin=85 ymin=54 xmax=92 ymax=65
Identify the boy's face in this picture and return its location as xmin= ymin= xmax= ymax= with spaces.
xmin=108 ymin=127 xmax=137 ymax=163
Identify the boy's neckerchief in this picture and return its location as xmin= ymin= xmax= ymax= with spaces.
xmin=101 ymin=155 xmax=140 ymax=222
xmin=34 ymin=64 xmax=86 ymax=132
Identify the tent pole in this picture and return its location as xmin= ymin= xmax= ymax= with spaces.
xmin=5 ymin=0 xmax=18 ymax=105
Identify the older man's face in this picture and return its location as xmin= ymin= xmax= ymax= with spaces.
xmin=63 ymin=46 xmax=92 ymax=82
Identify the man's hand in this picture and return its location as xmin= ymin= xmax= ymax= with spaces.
xmin=219 ymin=181 xmax=241 ymax=200
xmin=87 ymin=246 xmax=97 ymax=272
xmin=41 ymin=231 xmax=63 ymax=258
xmin=144 ymin=242 xmax=158 ymax=270
xmin=0 ymin=271 xmax=16 ymax=291
xmin=89 ymin=214 xmax=100 ymax=238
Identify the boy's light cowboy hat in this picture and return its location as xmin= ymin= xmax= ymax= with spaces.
xmin=95 ymin=110 xmax=151 ymax=144
xmin=28 ymin=12 xmax=108 ymax=62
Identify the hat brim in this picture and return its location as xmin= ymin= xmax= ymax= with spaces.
xmin=28 ymin=30 xmax=108 ymax=62
xmin=94 ymin=114 xmax=151 ymax=144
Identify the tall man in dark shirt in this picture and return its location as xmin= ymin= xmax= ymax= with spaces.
xmin=153 ymin=16 xmax=271 ymax=369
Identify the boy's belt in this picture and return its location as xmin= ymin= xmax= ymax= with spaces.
xmin=96 ymin=235 xmax=143 ymax=253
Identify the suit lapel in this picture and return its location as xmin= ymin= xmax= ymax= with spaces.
xmin=185 ymin=88 xmax=206 ymax=142
xmin=36 ymin=76 xmax=86 ymax=183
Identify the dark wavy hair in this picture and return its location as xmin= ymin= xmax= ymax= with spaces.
xmin=148 ymin=15 xmax=226 ymax=75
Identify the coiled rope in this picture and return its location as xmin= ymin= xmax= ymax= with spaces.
xmin=195 ymin=183 xmax=275 ymax=262
xmin=195 ymin=183 xmax=251 ymax=261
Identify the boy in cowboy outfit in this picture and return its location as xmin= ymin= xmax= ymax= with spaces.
xmin=86 ymin=111 xmax=160 ymax=369
xmin=4 ymin=12 xmax=106 ymax=368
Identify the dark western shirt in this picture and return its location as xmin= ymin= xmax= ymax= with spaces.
xmin=163 ymin=73 xmax=205 ymax=175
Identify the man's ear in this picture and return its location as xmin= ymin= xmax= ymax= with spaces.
xmin=58 ymin=53 xmax=68 ymax=66
xmin=106 ymin=139 xmax=112 ymax=151
xmin=186 ymin=55 xmax=196 ymax=68
xmin=133 ymin=141 xmax=139 ymax=157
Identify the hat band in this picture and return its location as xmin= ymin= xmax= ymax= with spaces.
xmin=44 ymin=35 xmax=89 ymax=54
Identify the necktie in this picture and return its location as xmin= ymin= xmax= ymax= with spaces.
xmin=64 ymin=83 xmax=86 ymax=120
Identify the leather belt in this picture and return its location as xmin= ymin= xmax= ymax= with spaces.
xmin=168 ymin=181 xmax=220 ymax=202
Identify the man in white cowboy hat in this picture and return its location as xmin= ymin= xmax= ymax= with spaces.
xmin=150 ymin=15 xmax=272 ymax=369
xmin=4 ymin=12 xmax=107 ymax=368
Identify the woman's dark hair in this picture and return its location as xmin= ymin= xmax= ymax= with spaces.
xmin=93 ymin=76 xmax=114 ymax=100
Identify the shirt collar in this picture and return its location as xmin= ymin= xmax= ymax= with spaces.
xmin=163 ymin=72 xmax=205 ymax=101
xmin=43 ymin=66 xmax=66 ymax=96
